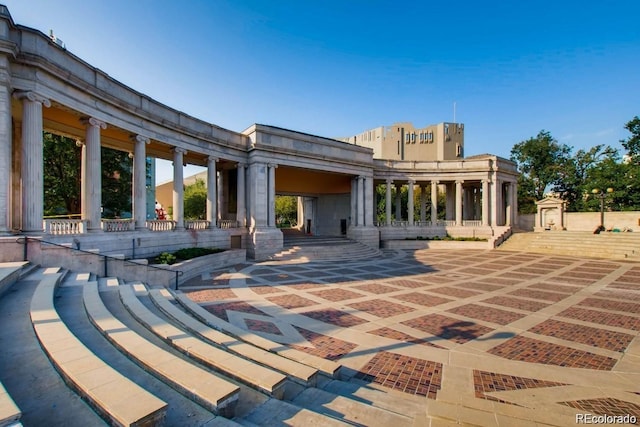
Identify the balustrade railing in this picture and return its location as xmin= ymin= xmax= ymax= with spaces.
xmin=218 ymin=220 xmax=239 ymax=229
xmin=463 ymin=220 xmax=482 ymax=227
xmin=146 ymin=220 xmax=177 ymax=232
xmin=185 ymin=220 xmax=210 ymax=230
xmin=43 ymin=219 xmax=87 ymax=235
xmin=101 ymin=218 xmax=135 ymax=232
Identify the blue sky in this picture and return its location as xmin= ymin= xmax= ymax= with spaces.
xmin=5 ymin=1 xmax=639 ymax=183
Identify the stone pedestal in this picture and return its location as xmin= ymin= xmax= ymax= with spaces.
xmin=347 ymin=226 xmax=380 ymax=249
xmin=247 ymin=228 xmax=283 ymax=260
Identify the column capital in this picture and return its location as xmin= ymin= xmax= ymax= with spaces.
xmin=235 ymin=162 xmax=247 ymax=169
xmin=385 ymin=178 xmax=393 ymax=184
xmin=13 ymin=90 xmax=51 ymax=107
xmin=456 ymin=179 xmax=464 ymax=185
xmin=267 ymin=163 xmax=278 ymax=169
xmin=131 ymin=134 xmax=150 ymax=144
xmin=81 ymin=117 xmax=107 ymax=129
xmin=207 ymin=156 xmax=219 ymax=163
xmin=172 ymin=147 xmax=187 ymax=154
xmin=431 ymin=180 xmax=439 ymax=185
xmin=407 ymin=179 xmax=416 ymax=185
xmin=75 ymin=140 xmax=84 ymax=147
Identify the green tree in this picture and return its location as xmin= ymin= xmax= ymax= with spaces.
xmin=43 ymin=133 xmax=81 ymax=216
xmin=510 ymin=130 xmax=572 ymax=214
xmin=101 ymin=147 xmax=132 ymax=218
xmin=621 ymin=116 xmax=640 ymax=163
xmin=275 ymin=195 xmax=297 ymax=226
xmin=183 ymin=178 xmax=207 ymax=219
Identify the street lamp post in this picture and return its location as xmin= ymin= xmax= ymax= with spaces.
xmin=591 ymin=188 xmax=614 ymax=232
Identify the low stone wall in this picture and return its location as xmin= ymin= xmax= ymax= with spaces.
xmin=379 ymin=226 xmax=493 ymax=241
xmin=382 ymin=239 xmax=492 ymax=250
xmin=0 ymin=237 xmax=26 ymax=262
xmin=147 ymin=249 xmax=246 ymax=287
xmin=532 ymin=211 xmax=640 ymax=232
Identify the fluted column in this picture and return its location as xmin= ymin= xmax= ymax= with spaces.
xmin=420 ymin=184 xmax=427 ymax=223
xmin=350 ymin=178 xmax=356 ymax=226
xmin=217 ymin=168 xmax=224 ymax=221
xmin=482 ymin=179 xmax=490 ymax=226
xmin=512 ymin=181 xmax=518 ymax=227
xmin=394 ymin=183 xmax=402 ymax=221
xmin=172 ymin=147 xmax=186 ymax=230
xmin=455 ymin=180 xmax=463 ymax=226
xmin=267 ymin=163 xmax=277 ymax=227
xmin=236 ymin=162 xmax=246 ymax=227
xmin=132 ymin=135 xmax=149 ymax=230
xmin=364 ymin=176 xmax=374 ymax=226
xmin=385 ymin=179 xmax=392 ymax=226
xmin=15 ymin=92 xmax=50 ymax=233
xmin=0 ymin=74 xmax=11 ymax=234
xmin=206 ymin=157 xmax=218 ymax=228
xmin=431 ymin=180 xmax=438 ymax=224
xmin=491 ymin=173 xmax=499 ymax=226
xmin=81 ymin=117 xmax=107 ymax=233
xmin=76 ymin=140 xmax=87 ymax=221
xmin=356 ymin=176 xmax=364 ymax=226
xmin=407 ymin=180 xmax=415 ymax=226
xmin=11 ymin=121 xmax=22 ymax=231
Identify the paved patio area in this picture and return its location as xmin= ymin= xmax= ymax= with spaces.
xmin=181 ymin=249 xmax=640 ymax=425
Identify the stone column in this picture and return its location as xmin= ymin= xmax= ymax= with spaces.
xmin=217 ymin=168 xmax=224 ymax=221
xmin=350 ymin=177 xmax=356 ymax=226
xmin=82 ymin=117 xmax=106 ymax=233
xmin=15 ymin=92 xmax=50 ymax=233
xmin=236 ymin=162 xmax=246 ymax=227
xmin=407 ymin=180 xmax=415 ymax=226
xmin=482 ymin=179 xmax=490 ymax=226
xmin=206 ymin=157 xmax=217 ymax=228
xmin=0 ymin=68 xmax=11 ymax=234
xmin=455 ymin=180 xmax=463 ymax=226
xmin=172 ymin=147 xmax=186 ymax=230
xmin=445 ymin=183 xmax=455 ymax=221
xmin=394 ymin=183 xmax=402 ymax=221
xmin=267 ymin=163 xmax=277 ymax=227
xmin=491 ymin=174 xmax=499 ymax=226
xmin=512 ymin=181 xmax=518 ymax=227
xmin=11 ymin=121 xmax=22 ymax=231
xmin=364 ymin=176 xmax=374 ymax=226
xmin=76 ymin=140 xmax=87 ymax=221
xmin=385 ymin=178 xmax=392 ymax=226
xmin=505 ymin=182 xmax=512 ymax=226
xmin=132 ymin=135 xmax=149 ymax=231
xmin=356 ymin=176 xmax=364 ymax=226
xmin=247 ymin=162 xmax=268 ymax=229
xmin=420 ymin=184 xmax=427 ymax=223
xmin=431 ymin=180 xmax=438 ymax=224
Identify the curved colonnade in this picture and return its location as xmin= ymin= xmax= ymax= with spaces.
xmin=0 ymin=6 xmax=518 ymax=261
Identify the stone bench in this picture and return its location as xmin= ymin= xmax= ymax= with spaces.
xmin=30 ymin=274 xmax=167 ymax=426
xmin=119 ymin=284 xmax=287 ymax=399
xmin=82 ymin=282 xmax=239 ymax=417
xmin=171 ymin=289 xmax=342 ymax=379
xmin=149 ymin=288 xmax=318 ymax=387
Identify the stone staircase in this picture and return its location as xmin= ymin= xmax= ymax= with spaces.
xmin=270 ymin=231 xmax=382 ymax=263
xmin=0 ymin=265 xmax=425 ymax=426
xmin=498 ymin=231 xmax=640 ymax=260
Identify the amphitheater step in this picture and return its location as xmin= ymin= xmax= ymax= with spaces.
xmin=271 ymin=236 xmax=382 ymax=263
xmin=238 ymin=398 xmax=350 ymax=426
xmin=118 ymin=284 xmax=289 ymax=399
xmin=148 ymin=288 xmax=319 ymax=388
xmin=83 ymin=281 xmax=241 ymax=417
xmin=30 ymin=272 xmax=168 ymax=426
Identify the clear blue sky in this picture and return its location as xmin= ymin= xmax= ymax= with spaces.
xmin=5 ymin=1 xmax=639 ymax=183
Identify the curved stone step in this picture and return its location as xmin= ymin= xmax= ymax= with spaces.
xmin=239 ymin=398 xmax=350 ymax=427
xmin=170 ymin=289 xmax=342 ymax=379
xmin=0 ymin=381 xmax=21 ymax=427
xmin=30 ymin=274 xmax=167 ymax=426
xmin=82 ymin=281 xmax=240 ymax=417
xmin=148 ymin=288 xmax=318 ymax=387
xmin=118 ymin=284 xmax=288 ymax=399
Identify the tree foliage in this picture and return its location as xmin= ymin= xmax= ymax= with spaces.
xmin=621 ymin=116 xmax=640 ymax=163
xmin=183 ymin=178 xmax=207 ymax=219
xmin=275 ymin=195 xmax=297 ymax=226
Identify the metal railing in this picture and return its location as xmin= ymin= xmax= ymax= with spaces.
xmin=16 ymin=237 xmax=184 ymax=290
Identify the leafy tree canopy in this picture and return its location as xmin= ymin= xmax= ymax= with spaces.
xmin=183 ymin=178 xmax=207 ymax=219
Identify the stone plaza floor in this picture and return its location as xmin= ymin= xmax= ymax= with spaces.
xmin=181 ymin=249 xmax=640 ymax=425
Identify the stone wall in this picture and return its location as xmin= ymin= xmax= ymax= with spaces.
xmin=315 ymin=194 xmax=350 ymax=236
xmin=532 ymin=211 xmax=640 ymax=232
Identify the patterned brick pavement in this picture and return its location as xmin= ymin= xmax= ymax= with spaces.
xmin=184 ymin=248 xmax=640 ymax=426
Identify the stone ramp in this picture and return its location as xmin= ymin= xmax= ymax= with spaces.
xmin=29 ymin=272 xmax=168 ymax=426
xmin=498 ymin=231 xmax=640 ymax=260
xmin=148 ymin=287 xmax=318 ymax=387
xmin=83 ymin=281 xmax=241 ymax=417
xmin=118 ymin=284 xmax=288 ymax=399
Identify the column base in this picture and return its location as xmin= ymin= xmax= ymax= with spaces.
xmin=347 ymin=226 xmax=380 ymax=249
xmin=247 ymin=227 xmax=283 ymax=260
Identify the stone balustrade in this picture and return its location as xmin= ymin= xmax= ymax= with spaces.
xmin=43 ymin=219 xmax=87 ymax=235
xmin=185 ymin=220 xmax=210 ymax=230
xmin=463 ymin=220 xmax=482 ymax=227
xmin=147 ymin=220 xmax=177 ymax=232
xmin=218 ymin=220 xmax=239 ymax=229
xmin=101 ymin=219 xmax=135 ymax=232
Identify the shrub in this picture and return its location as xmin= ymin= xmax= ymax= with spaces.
xmin=173 ymin=247 xmax=224 ymax=260
xmin=156 ymin=252 xmax=177 ymax=265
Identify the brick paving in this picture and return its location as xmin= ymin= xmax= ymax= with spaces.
xmin=487 ymin=336 xmax=618 ymax=370
xmin=184 ymin=248 xmax=640 ymax=425
xmin=354 ymin=351 xmax=443 ymax=398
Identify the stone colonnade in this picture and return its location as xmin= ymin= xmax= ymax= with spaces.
xmin=380 ymin=178 xmax=517 ymax=227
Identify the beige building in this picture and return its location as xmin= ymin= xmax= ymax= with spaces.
xmin=337 ymin=122 xmax=464 ymax=161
